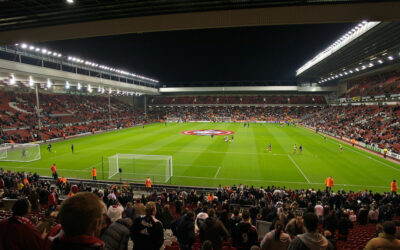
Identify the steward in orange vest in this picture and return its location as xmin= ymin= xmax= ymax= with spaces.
xmin=145 ymin=177 xmax=152 ymax=190
xmin=325 ymin=176 xmax=334 ymax=192
xmin=391 ymin=180 xmax=397 ymax=196
xmin=92 ymin=167 xmax=97 ymax=180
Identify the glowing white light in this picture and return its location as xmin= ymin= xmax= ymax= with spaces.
xmin=349 ymin=70 xmax=353 ymax=73
xmin=29 ymin=76 xmax=34 ymax=86
xmin=9 ymin=74 xmax=16 ymax=85
xmin=66 ymin=0 xmax=74 ymax=3
xmin=21 ymin=43 xmax=27 ymax=49
xmin=77 ymin=83 xmax=81 ymax=90
xmin=388 ymin=56 xmax=394 ymax=60
xmin=355 ymin=68 xmax=359 ymax=71
xmin=35 ymin=48 xmax=40 ymax=52
xmin=66 ymin=81 xmax=70 ymax=89
xmin=109 ymin=88 xmax=112 ymax=94
xmin=42 ymin=49 xmax=47 ymax=54
xmin=29 ymin=46 xmax=35 ymax=50
xmin=378 ymin=60 xmax=383 ymax=64
xmin=369 ymin=63 xmax=374 ymax=67
xmin=46 ymin=79 xmax=52 ymax=88
xmin=88 ymin=84 xmax=92 ymax=93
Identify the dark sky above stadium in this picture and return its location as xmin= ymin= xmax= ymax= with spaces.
xmin=39 ymin=23 xmax=355 ymax=85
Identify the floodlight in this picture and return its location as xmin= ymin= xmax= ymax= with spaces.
xmin=388 ymin=56 xmax=394 ymax=60
xmin=88 ymin=84 xmax=92 ymax=93
xmin=21 ymin=43 xmax=27 ymax=49
xmin=29 ymin=76 xmax=34 ymax=86
xmin=57 ymin=54 xmax=62 ymax=57
xmin=35 ymin=48 xmax=40 ymax=52
xmin=355 ymin=68 xmax=359 ymax=71
xmin=66 ymin=0 xmax=74 ymax=3
xmin=42 ymin=49 xmax=47 ymax=54
xmin=77 ymin=82 xmax=81 ymax=90
xmin=349 ymin=70 xmax=353 ymax=73
xmin=52 ymin=52 xmax=57 ymax=56
xmin=369 ymin=63 xmax=374 ymax=67
xmin=29 ymin=46 xmax=35 ymax=50
xmin=66 ymin=81 xmax=70 ymax=89
xmin=9 ymin=74 xmax=16 ymax=85
xmin=46 ymin=79 xmax=52 ymax=88
xmin=109 ymin=88 xmax=112 ymax=94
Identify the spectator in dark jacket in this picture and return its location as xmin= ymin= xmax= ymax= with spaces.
xmin=199 ymin=208 xmax=229 ymax=250
xmin=229 ymin=208 xmax=242 ymax=236
xmin=337 ymin=212 xmax=353 ymax=241
xmin=173 ymin=211 xmax=195 ymax=250
xmin=101 ymin=217 xmax=132 ymax=250
xmin=51 ymin=192 xmax=105 ymax=250
xmin=233 ymin=210 xmax=259 ymax=249
xmin=131 ymin=201 xmax=164 ymax=250
xmin=160 ymin=204 xmax=174 ymax=229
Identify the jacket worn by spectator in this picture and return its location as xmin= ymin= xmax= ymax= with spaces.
xmin=199 ymin=217 xmax=229 ymax=250
xmin=172 ymin=214 xmax=195 ymax=250
xmin=0 ymin=216 xmax=47 ymax=250
xmin=288 ymin=232 xmax=334 ymax=250
xmin=233 ymin=220 xmax=259 ymax=249
xmin=51 ymin=235 xmax=105 ymax=250
xmin=260 ymin=229 xmax=291 ymax=250
xmin=101 ymin=218 xmax=132 ymax=250
xmin=131 ymin=215 xmax=164 ymax=250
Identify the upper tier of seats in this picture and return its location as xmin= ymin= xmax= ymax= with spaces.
xmin=149 ymin=95 xmax=327 ymax=105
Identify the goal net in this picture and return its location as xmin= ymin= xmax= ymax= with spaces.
xmin=108 ymin=154 xmax=173 ymax=183
xmin=0 ymin=143 xmax=41 ymax=162
xmin=216 ymin=117 xmax=232 ymax=122
xmin=166 ymin=117 xmax=182 ymax=123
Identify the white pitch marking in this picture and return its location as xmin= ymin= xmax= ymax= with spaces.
xmin=214 ymin=167 xmax=221 ymax=179
xmin=288 ymin=154 xmax=311 ymax=183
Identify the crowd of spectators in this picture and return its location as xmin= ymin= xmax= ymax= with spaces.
xmin=1 ymin=168 xmax=400 ymax=249
xmin=303 ymin=105 xmax=400 ymax=154
xmin=0 ymin=90 xmax=153 ymax=143
xmin=342 ymin=70 xmax=400 ymax=98
xmin=150 ymin=96 xmax=326 ymax=105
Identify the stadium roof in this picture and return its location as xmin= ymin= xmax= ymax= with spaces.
xmin=1 ymin=0 xmax=399 ymax=44
xmin=296 ymin=21 xmax=400 ymax=82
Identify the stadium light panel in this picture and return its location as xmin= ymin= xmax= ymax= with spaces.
xmin=369 ymin=63 xmax=374 ymax=67
xmin=29 ymin=46 xmax=35 ymax=50
xmin=35 ymin=48 xmax=40 ymax=52
xmin=88 ymin=84 xmax=92 ymax=93
xmin=46 ymin=79 xmax=52 ymax=88
xmin=349 ymin=70 xmax=353 ymax=73
xmin=355 ymin=68 xmax=359 ymax=71
xmin=21 ymin=43 xmax=27 ymax=49
xmin=66 ymin=0 xmax=74 ymax=3
xmin=9 ymin=74 xmax=15 ymax=85
xmin=29 ymin=76 xmax=34 ymax=86
xmin=41 ymin=49 xmax=47 ymax=54
xmin=296 ymin=21 xmax=380 ymax=76
xmin=388 ymin=56 xmax=394 ymax=60
xmin=77 ymin=83 xmax=81 ymax=90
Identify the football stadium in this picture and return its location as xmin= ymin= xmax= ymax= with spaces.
xmin=0 ymin=1 xmax=400 ymax=250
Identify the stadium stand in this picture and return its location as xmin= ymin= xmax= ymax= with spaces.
xmin=0 ymin=168 xmax=399 ymax=250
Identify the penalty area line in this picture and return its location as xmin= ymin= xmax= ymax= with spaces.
xmin=288 ymin=154 xmax=310 ymax=183
xmin=214 ymin=167 xmax=221 ymax=179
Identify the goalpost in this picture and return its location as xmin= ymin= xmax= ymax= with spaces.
xmin=108 ymin=154 xmax=173 ymax=183
xmin=0 ymin=143 xmax=41 ymax=162
xmin=216 ymin=117 xmax=233 ymax=122
xmin=166 ymin=117 xmax=182 ymax=123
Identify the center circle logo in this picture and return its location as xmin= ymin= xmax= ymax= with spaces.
xmin=181 ymin=130 xmax=235 ymax=136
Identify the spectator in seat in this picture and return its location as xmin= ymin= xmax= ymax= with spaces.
xmin=131 ymin=201 xmax=164 ymax=250
xmin=285 ymin=214 xmax=305 ymax=239
xmin=288 ymin=213 xmax=334 ymax=250
xmin=51 ymin=192 xmax=105 ymax=250
xmin=0 ymin=198 xmax=47 ymax=250
xmin=233 ymin=209 xmax=259 ymax=249
xmin=174 ymin=210 xmax=196 ymax=250
xmin=365 ymin=221 xmax=400 ymax=249
xmin=199 ymin=208 xmax=229 ymax=250
xmin=260 ymin=221 xmax=291 ymax=250
xmin=101 ymin=217 xmax=133 ymax=250
xmin=107 ymin=200 xmax=124 ymax=223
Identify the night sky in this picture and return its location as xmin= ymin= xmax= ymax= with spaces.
xmin=39 ymin=23 xmax=355 ymax=85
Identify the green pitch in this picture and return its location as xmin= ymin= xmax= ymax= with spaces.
xmin=1 ymin=123 xmax=399 ymax=192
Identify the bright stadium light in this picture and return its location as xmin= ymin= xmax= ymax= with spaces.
xmin=9 ymin=74 xmax=16 ymax=85
xmin=29 ymin=76 xmax=34 ymax=86
xmin=29 ymin=46 xmax=35 ymax=50
xmin=46 ymin=79 xmax=52 ymax=88
xmin=41 ymin=49 xmax=47 ymax=54
xmin=355 ymin=68 xmax=359 ymax=71
xmin=66 ymin=0 xmax=74 ymax=4
xmin=88 ymin=84 xmax=92 ymax=93
xmin=349 ymin=70 xmax=353 ymax=73
xmin=109 ymin=88 xmax=112 ymax=94
xmin=378 ymin=59 xmax=383 ymax=64
xmin=21 ymin=43 xmax=27 ymax=49
xmin=388 ymin=56 xmax=394 ymax=60
xmin=65 ymin=81 xmax=70 ymax=89
xmin=77 ymin=82 xmax=81 ymax=90
xmin=35 ymin=48 xmax=40 ymax=52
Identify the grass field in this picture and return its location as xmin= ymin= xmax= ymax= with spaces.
xmin=1 ymin=123 xmax=399 ymax=192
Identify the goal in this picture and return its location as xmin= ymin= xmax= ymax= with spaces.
xmin=216 ymin=117 xmax=232 ymax=122
xmin=108 ymin=154 xmax=173 ymax=183
xmin=0 ymin=143 xmax=41 ymax=162
xmin=166 ymin=117 xmax=182 ymax=123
